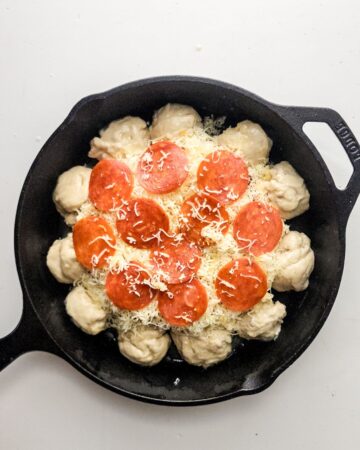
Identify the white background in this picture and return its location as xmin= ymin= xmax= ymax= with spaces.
xmin=0 ymin=1 xmax=359 ymax=449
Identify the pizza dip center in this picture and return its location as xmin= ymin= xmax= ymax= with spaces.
xmin=47 ymin=103 xmax=314 ymax=368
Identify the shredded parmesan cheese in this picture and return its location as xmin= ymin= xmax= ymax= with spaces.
xmin=74 ymin=120 xmax=288 ymax=335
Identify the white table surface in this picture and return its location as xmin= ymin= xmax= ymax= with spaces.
xmin=1 ymin=1 xmax=359 ymax=449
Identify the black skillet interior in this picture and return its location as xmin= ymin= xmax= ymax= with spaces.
xmin=12 ymin=77 xmax=360 ymax=405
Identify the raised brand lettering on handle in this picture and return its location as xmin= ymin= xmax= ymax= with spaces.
xmin=334 ymin=122 xmax=360 ymax=163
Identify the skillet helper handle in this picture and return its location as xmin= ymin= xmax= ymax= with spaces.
xmin=0 ymin=299 xmax=60 ymax=371
xmin=282 ymin=106 xmax=360 ymax=221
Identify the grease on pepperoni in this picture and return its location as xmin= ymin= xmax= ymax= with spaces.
xmin=89 ymin=159 xmax=133 ymax=211
xmin=105 ymin=262 xmax=155 ymax=310
xmin=73 ymin=216 xmax=116 ymax=269
xmin=179 ymin=193 xmax=229 ymax=246
xmin=215 ymin=258 xmax=267 ymax=312
xmin=136 ymin=141 xmax=189 ymax=194
xmin=116 ymin=198 xmax=170 ymax=249
xmin=150 ymin=237 xmax=202 ymax=284
xmin=197 ymin=150 xmax=249 ymax=204
xmin=233 ymin=201 xmax=283 ymax=256
xmin=158 ymin=278 xmax=208 ymax=326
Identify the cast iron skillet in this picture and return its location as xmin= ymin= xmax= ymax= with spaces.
xmin=1 ymin=76 xmax=360 ymax=406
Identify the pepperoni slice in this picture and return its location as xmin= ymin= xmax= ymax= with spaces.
xmin=105 ymin=262 xmax=155 ymax=310
xmin=115 ymin=198 xmax=170 ymax=249
xmin=157 ymin=278 xmax=208 ymax=326
xmin=150 ymin=237 xmax=202 ymax=284
xmin=197 ymin=150 xmax=249 ymax=204
xmin=89 ymin=159 xmax=133 ymax=211
xmin=233 ymin=201 xmax=283 ymax=256
xmin=73 ymin=216 xmax=116 ymax=269
xmin=136 ymin=141 xmax=189 ymax=194
xmin=215 ymin=258 xmax=267 ymax=312
xmin=179 ymin=193 xmax=229 ymax=246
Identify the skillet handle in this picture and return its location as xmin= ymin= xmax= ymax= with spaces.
xmin=279 ymin=106 xmax=360 ymax=223
xmin=0 ymin=298 xmax=61 ymax=371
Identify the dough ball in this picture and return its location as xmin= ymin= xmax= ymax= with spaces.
xmin=59 ymin=233 xmax=85 ymax=280
xmin=171 ymin=328 xmax=232 ymax=368
xmin=89 ymin=116 xmax=150 ymax=160
xmin=53 ymin=166 xmax=91 ymax=224
xmin=236 ymin=294 xmax=286 ymax=341
xmin=118 ymin=326 xmax=171 ymax=366
xmin=65 ymin=286 xmax=107 ymax=335
xmin=264 ymin=161 xmax=310 ymax=219
xmin=46 ymin=239 xmax=72 ymax=283
xmin=46 ymin=233 xmax=85 ymax=283
xmin=273 ymin=231 xmax=315 ymax=292
xmin=217 ymin=120 xmax=272 ymax=165
xmin=150 ymin=103 xmax=202 ymax=139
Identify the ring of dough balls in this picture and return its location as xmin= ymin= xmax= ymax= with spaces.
xmin=52 ymin=166 xmax=91 ymax=225
xmin=89 ymin=116 xmax=150 ymax=160
xmin=171 ymin=328 xmax=232 ymax=368
xmin=150 ymin=103 xmax=202 ymax=139
xmin=235 ymin=293 xmax=286 ymax=341
xmin=273 ymin=231 xmax=315 ymax=292
xmin=118 ymin=326 xmax=171 ymax=366
xmin=217 ymin=120 xmax=272 ymax=165
xmin=65 ymin=286 xmax=107 ymax=335
xmin=263 ymin=161 xmax=310 ymax=219
xmin=48 ymin=103 xmax=316 ymax=368
xmin=46 ymin=233 xmax=85 ymax=283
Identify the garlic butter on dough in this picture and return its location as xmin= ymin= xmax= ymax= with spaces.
xmin=53 ymin=166 xmax=91 ymax=225
xmin=273 ymin=231 xmax=315 ymax=292
xmin=47 ymin=103 xmax=315 ymax=368
xmin=65 ymin=286 xmax=107 ymax=335
xmin=263 ymin=161 xmax=310 ymax=219
xmin=118 ymin=326 xmax=171 ymax=366
xmin=150 ymin=103 xmax=202 ymax=139
xmin=89 ymin=116 xmax=150 ymax=160
xmin=235 ymin=293 xmax=286 ymax=341
xmin=217 ymin=120 xmax=272 ymax=165
xmin=47 ymin=233 xmax=85 ymax=283
xmin=171 ymin=328 xmax=232 ymax=368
